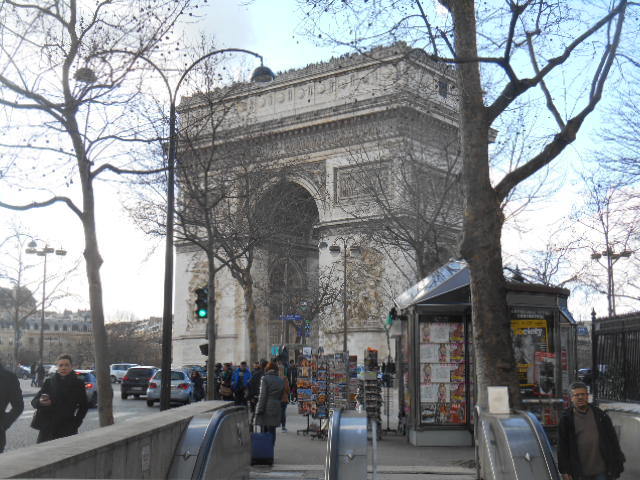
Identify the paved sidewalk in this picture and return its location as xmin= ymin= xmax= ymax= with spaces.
xmin=252 ymin=406 xmax=475 ymax=479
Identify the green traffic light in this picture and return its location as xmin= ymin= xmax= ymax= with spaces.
xmin=198 ymin=308 xmax=208 ymax=318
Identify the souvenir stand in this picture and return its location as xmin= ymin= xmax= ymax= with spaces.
xmin=394 ymin=260 xmax=577 ymax=446
xmin=296 ymin=349 xmax=329 ymax=438
xmin=356 ymin=347 xmax=382 ymax=439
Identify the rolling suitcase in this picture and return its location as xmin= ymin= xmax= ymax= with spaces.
xmin=251 ymin=431 xmax=274 ymax=465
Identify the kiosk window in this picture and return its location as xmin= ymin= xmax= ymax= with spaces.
xmin=418 ymin=317 xmax=468 ymax=425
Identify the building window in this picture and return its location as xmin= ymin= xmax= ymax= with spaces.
xmin=63 ymin=325 xmax=68 ymax=332
xmin=55 ymin=325 xmax=59 ymax=331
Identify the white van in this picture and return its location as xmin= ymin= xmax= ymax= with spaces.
xmin=110 ymin=363 xmax=138 ymax=383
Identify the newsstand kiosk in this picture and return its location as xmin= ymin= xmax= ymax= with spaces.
xmin=394 ymin=260 xmax=577 ymax=446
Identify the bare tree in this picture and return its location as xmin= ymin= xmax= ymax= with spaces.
xmin=573 ymin=172 xmax=640 ymax=315
xmin=0 ymin=226 xmax=78 ymax=369
xmin=342 ymin=136 xmax=462 ymax=284
xmin=299 ymin=0 xmax=635 ymax=408
xmin=0 ymin=0 xmax=197 ymax=426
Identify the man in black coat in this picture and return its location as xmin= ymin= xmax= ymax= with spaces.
xmin=0 ymin=361 xmax=24 ymax=453
xmin=31 ymin=354 xmax=88 ymax=443
xmin=558 ymin=381 xmax=625 ymax=480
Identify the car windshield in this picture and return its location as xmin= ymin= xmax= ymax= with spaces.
xmin=128 ymin=368 xmax=154 ymax=377
xmin=154 ymin=371 xmax=186 ymax=381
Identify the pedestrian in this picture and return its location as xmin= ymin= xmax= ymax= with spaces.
xmin=31 ymin=354 xmax=88 ymax=444
xmin=232 ymin=361 xmax=252 ymax=406
xmin=190 ymin=370 xmax=205 ymax=401
xmin=30 ymin=362 xmax=37 ymax=387
xmin=213 ymin=363 xmax=222 ymax=399
xmin=254 ymin=362 xmax=285 ymax=446
xmin=287 ymin=359 xmax=297 ymax=403
xmin=36 ymin=362 xmax=45 ymax=387
xmin=280 ymin=367 xmax=291 ymax=432
xmin=0 ymin=360 xmax=24 ymax=453
xmin=219 ymin=363 xmax=234 ymax=401
xmin=558 ymin=381 xmax=625 ymax=480
xmin=248 ymin=359 xmax=268 ymax=420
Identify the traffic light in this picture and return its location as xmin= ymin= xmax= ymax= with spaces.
xmin=386 ymin=307 xmax=397 ymax=326
xmin=195 ymin=287 xmax=208 ymax=319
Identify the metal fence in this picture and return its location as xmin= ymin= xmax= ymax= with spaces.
xmin=594 ymin=314 xmax=640 ymax=402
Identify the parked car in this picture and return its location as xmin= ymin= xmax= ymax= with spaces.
xmin=146 ymin=369 xmax=193 ymax=407
xmin=110 ymin=363 xmax=138 ymax=383
xmin=121 ymin=366 xmax=158 ymax=399
xmin=16 ymin=365 xmax=31 ymax=379
xmin=48 ymin=363 xmax=58 ymax=376
xmin=75 ymin=369 xmax=98 ymax=408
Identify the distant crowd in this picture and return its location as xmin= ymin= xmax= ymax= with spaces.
xmin=213 ymin=359 xmax=297 ymax=444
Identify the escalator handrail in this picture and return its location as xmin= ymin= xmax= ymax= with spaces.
xmin=190 ymin=405 xmax=247 ymax=480
xmin=517 ymin=410 xmax=561 ymax=480
xmin=325 ymin=408 xmax=342 ymax=480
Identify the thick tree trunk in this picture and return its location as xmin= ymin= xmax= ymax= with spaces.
xmin=82 ymin=210 xmax=114 ymax=426
xmin=72 ymin=121 xmax=114 ymax=426
xmin=243 ymin=278 xmax=258 ymax=363
xmin=451 ymin=1 xmax=521 ymax=409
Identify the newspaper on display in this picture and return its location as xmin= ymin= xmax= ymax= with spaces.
xmin=419 ymin=319 xmax=469 ymax=425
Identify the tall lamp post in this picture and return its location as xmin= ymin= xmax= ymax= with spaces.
xmin=26 ymin=240 xmax=67 ymax=368
xmin=319 ymin=237 xmax=361 ymax=355
xmin=591 ymin=248 xmax=633 ymax=317
xmin=113 ymin=49 xmax=274 ymax=410
xmin=75 ymin=50 xmax=273 ymax=411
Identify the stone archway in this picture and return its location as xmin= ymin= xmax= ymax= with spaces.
xmin=254 ymin=180 xmax=321 ymax=352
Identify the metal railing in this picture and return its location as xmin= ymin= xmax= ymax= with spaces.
xmin=594 ymin=314 xmax=640 ymax=402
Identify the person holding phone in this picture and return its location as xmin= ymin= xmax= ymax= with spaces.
xmin=31 ymin=354 xmax=88 ymax=443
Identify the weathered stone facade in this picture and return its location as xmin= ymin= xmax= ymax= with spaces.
xmin=173 ymin=43 xmax=460 ymax=365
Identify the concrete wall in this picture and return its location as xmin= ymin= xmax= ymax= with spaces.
xmin=0 ymin=401 xmax=229 ymax=479
xmin=600 ymin=402 xmax=640 ymax=480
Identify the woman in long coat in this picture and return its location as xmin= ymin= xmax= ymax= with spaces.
xmin=254 ymin=362 xmax=284 ymax=445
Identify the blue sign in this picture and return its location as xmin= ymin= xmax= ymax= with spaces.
xmin=279 ymin=314 xmax=303 ymax=322
xmin=577 ymin=326 xmax=590 ymax=336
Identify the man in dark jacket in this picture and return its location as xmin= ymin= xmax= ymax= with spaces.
xmin=248 ymin=359 xmax=267 ymax=416
xmin=31 ymin=354 xmax=88 ymax=443
xmin=0 ymin=361 xmax=24 ymax=453
xmin=558 ymin=381 xmax=625 ymax=480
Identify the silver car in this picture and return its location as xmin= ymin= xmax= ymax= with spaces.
xmin=75 ymin=369 xmax=98 ymax=408
xmin=146 ymin=370 xmax=193 ymax=407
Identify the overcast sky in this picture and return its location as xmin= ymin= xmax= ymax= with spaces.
xmin=0 ymin=0 xmax=612 ymax=323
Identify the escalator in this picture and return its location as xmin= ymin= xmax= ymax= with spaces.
xmin=474 ymin=407 xmax=560 ymax=480
xmin=167 ymin=405 xmax=251 ymax=480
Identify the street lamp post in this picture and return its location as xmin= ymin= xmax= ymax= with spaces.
xmin=26 ymin=240 xmax=67 ymax=367
xmin=319 ymin=237 xmax=362 ymax=355
xmin=78 ymin=48 xmax=273 ymax=410
xmin=591 ymin=248 xmax=633 ymax=317
xmin=125 ymin=49 xmax=273 ymax=410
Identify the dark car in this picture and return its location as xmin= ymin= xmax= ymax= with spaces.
xmin=121 ymin=366 xmax=158 ymax=399
xmin=75 ymin=369 xmax=98 ymax=408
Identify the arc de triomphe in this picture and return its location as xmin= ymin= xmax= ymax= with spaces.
xmin=172 ymin=43 xmax=460 ymax=366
